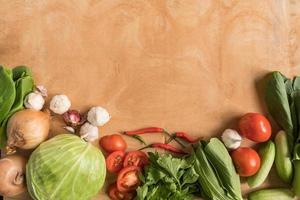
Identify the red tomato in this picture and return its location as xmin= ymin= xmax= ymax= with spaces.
xmin=231 ymin=147 xmax=261 ymax=177
xmin=106 ymin=151 xmax=126 ymax=173
xmin=117 ymin=166 xmax=141 ymax=192
xmin=123 ymin=151 xmax=149 ymax=168
xmin=108 ymin=183 xmax=135 ymax=200
xmin=100 ymin=134 xmax=127 ymax=153
xmin=239 ymin=113 xmax=272 ymax=142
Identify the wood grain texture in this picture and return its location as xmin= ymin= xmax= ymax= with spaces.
xmin=0 ymin=0 xmax=298 ymax=199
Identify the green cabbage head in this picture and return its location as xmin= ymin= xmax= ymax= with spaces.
xmin=26 ymin=134 xmax=106 ymax=200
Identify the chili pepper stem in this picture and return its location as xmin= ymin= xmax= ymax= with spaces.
xmin=163 ymin=130 xmax=187 ymax=148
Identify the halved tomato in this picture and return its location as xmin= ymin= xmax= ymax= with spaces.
xmin=106 ymin=151 xmax=126 ymax=173
xmin=108 ymin=183 xmax=135 ymax=200
xmin=117 ymin=166 xmax=141 ymax=192
xmin=123 ymin=151 xmax=149 ymax=168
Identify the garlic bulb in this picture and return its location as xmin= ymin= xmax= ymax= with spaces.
xmin=49 ymin=95 xmax=71 ymax=114
xmin=79 ymin=122 xmax=99 ymax=142
xmin=24 ymin=92 xmax=45 ymax=111
xmin=221 ymin=129 xmax=242 ymax=149
xmin=87 ymin=106 xmax=110 ymax=126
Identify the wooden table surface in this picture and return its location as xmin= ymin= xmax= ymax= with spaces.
xmin=1 ymin=0 xmax=300 ymax=199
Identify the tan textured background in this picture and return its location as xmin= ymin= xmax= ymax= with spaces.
xmin=1 ymin=0 xmax=300 ymax=199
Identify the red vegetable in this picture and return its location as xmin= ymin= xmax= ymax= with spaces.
xmin=231 ymin=147 xmax=261 ymax=177
xmin=108 ymin=183 xmax=134 ymax=200
xmin=100 ymin=134 xmax=127 ymax=153
xmin=123 ymin=127 xmax=164 ymax=135
xmin=117 ymin=166 xmax=141 ymax=193
xmin=174 ymin=132 xmax=199 ymax=143
xmin=150 ymin=143 xmax=186 ymax=154
xmin=123 ymin=151 xmax=149 ymax=168
xmin=106 ymin=151 xmax=126 ymax=173
xmin=239 ymin=113 xmax=272 ymax=142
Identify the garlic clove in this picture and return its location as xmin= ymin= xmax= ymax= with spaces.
xmin=221 ymin=129 xmax=242 ymax=149
xmin=63 ymin=126 xmax=75 ymax=133
xmin=87 ymin=106 xmax=110 ymax=126
xmin=24 ymin=92 xmax=45 ymax=111
xmin=79 ymin=122 xmax=99 ymax=142
xmin=35 ymin=85 xmax=48 ymax=97
xmin=49 ymin=95 xmax=71 ymax=114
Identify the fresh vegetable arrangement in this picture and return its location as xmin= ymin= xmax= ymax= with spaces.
xmin=0 ymin=66 xmax=299 ymax=200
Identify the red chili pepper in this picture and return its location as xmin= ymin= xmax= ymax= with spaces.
xmin=174 ymin=132 xmax=199 ymax=143
xmin=123 ymin=127 xmax=165 ymax=135
xmin=150 ymin=143 xmax=187 ymax=154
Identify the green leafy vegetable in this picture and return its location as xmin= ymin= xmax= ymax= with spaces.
xmin=293 ymin=144 xmax=300 ymax=197
xmin=192 ymin=142 xmax=227 ymax=200
xmin=137 ymin=152 xmax=200 ymax=200
xmin=26 ymin=134 xmax=106 ymax=200
xmin=12 ymin=65 xmax=32 ymax=81
xmin=203 ymin=138 xmax=242 ymax=200
xmin=265 ymin=72 xmax=294 ymax=150
xmin=0 ymin=66 xmax=16 ymax=124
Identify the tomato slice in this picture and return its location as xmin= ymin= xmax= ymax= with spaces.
xmin=106 ymin=151 xmax=126 ymax=173
xmin=123 ymin=151 xmax=149 ymax=168
xmin=117 ymin=166 xmax=141 ymax=192
xmin=108 ymin=183 xmax=135 ymax=200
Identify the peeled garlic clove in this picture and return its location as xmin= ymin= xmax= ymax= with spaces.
xmin=87 ymin=106 xmax=110 ymax=126
xmin=79 ymin=122 xmax=99 ymax=142
xmin=49 ymin=95 xmax=71 ymax=114
xmin=24 ymin=92 xmax=45 ymax=111
xmin=63 ymin=110 xmax=83 ymax=127
xmin=63 ymin=126 xmax=75 ymax=133
xmin=221 ymin=129 xmax=242 ymax=149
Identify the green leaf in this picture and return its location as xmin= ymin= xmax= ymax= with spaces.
xmin=0 ymin=66 xmax=16 ymax=124
xmin=156 ymin=154 xmax=189 ymax=181
xmin=265 ymin=72 xmax=294 ymax=152
xmin=136 ymin=185 xmax=148 ymax=200
xmin=291 ymin=91 xmax=300 ymax=143
xmin=182 ymin=167 xmax=198 ymax=186
xmin=12 ymin=65 xmax=32 ymax=81
xmin=192 ymin=142 xmax=227 ymax=200
xmin=204 ymin=138 xmax=242 ymax=200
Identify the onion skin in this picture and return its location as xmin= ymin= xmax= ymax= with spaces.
xmin=7 ymin=109 xmax=50 ymax=150
xmin=0 ymin=154 xmax=27 ymax=197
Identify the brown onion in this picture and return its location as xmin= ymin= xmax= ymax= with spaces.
xmin=0 ymin=154 xmax=27 ymax=197
xmin=6 ymin=109 xmax=50 ymax=152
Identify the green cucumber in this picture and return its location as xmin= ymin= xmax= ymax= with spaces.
xmin=275 ymin=131 xmax=293 ymax=183
xmin=248 ymin=188 xmax=294 ymax=200
xmin=247 ymin=141 xmax=275 ymax=188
